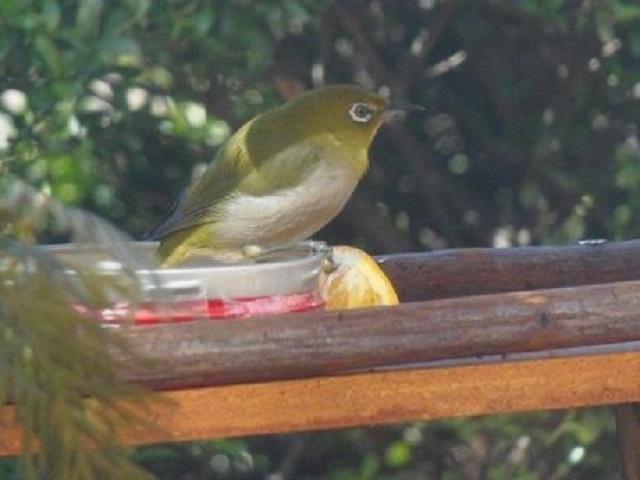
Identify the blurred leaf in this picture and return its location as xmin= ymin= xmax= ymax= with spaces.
xmin=34 ymin=34 xmax=63 ymax=77
xmin=613 ymin=2 xmax=640 ymax=23
xmin=76 ymin=0 xmax=105 ymax=37
xmin=98 ymin=36 xmax=142 ymax=67
xmin=41 ymin=0 xmax=61 ymax=31
xmin=384 ymin=440 xmax=412 ymax=468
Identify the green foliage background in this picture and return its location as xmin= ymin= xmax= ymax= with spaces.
xmin=2 ymin=0 xmax=640 ymax=478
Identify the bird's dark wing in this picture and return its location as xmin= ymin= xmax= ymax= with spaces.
xmin=144 ymin=118 xmax=260 ymax=240
xmin=146 ymin=129 xmax=334 ymax=240
xmin=144 ymin=189 xmax=199 ymax=240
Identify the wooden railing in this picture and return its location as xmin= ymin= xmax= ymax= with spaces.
xmin=2 ymin=240 xmax=640 ymax=477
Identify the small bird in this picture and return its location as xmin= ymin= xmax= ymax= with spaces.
xmin=149 ymin=84 xmax=420 ymax=266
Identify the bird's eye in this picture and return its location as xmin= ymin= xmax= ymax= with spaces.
xmin=348 ymin=102 xmax=375 ymax=123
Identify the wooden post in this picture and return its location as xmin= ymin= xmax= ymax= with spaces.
xmin=379 ymin=240 xmax=640 ymax=301
xmin=617 ymin=404 xmax=640 ymax=480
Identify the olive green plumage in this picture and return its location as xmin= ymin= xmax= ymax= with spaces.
xmin=150 ymin=85 xmax=392 ymax=266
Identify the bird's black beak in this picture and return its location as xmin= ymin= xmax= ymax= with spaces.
xmin=383 ymin=101 xmax=425 ymax=122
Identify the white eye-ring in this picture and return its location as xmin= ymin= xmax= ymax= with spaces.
xmin=348 ymin=102 xmax=375 ymax=123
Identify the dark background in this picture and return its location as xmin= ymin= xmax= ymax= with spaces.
xmin=2 ymin=0 xmax=639 ymax=478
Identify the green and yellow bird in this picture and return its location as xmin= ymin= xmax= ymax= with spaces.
xmin=149 ymin=84 xmax=418 ymax=266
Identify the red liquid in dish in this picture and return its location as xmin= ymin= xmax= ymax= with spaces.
xmin=77 ymin=291 xmax=324 ymax=325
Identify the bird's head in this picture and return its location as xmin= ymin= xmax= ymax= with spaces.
xmin=264 ymin=85 xmax=422 ymax=153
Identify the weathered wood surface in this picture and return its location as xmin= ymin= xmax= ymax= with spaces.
xmin=2 ymin=351 xmax=640 ymax=457
xmin=123 ymin=279 xmax=640 ymax=390
xmin=378 ymin=240 xmax=640 ymax=301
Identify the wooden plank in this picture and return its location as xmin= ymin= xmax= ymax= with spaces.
xmin=378 ymin=240 xmax=640 ymax=301
xmin=123 ymin=279 xmax=640 ymax=390
xmin=616 ymin=403 xmax=640 ymax=480
xmin=2 ymin=351 xmax=640 ymax=456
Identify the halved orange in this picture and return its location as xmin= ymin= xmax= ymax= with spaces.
xmin=322 ymin=246 xmax=399 ymax=310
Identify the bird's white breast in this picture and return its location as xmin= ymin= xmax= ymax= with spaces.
xmin=214 ymin=157 xmax=362 ymax=248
